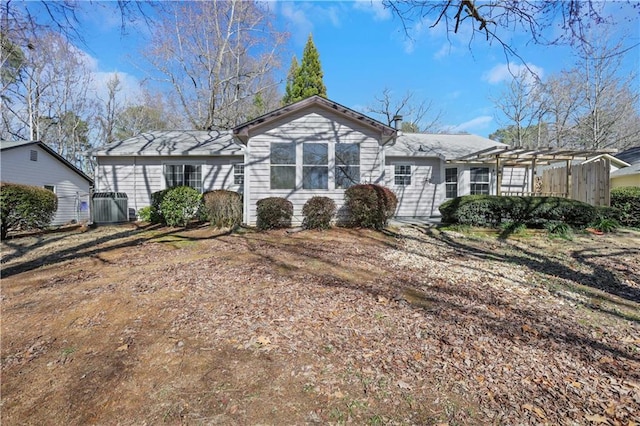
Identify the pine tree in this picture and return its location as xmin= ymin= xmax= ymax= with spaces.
xmin=282 ymin=34 xmax=326 ymax=105
xmin=282 ymin=55 xmax=299 ymax=105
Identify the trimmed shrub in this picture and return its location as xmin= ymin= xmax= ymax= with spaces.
xmin=611 ymin=186 xmax=640 ymax=228
xmin=0 ymin=182 xmax=58 ymax=239
xmin=256 ymin=197 xmax=293 ymax=230
xmin=202 ymin=190 xmax=243 ymax=228
xmin=302 ymin=196 xmax=336 ymax=230
xmin=344 ymin=184 xmax=398 ymax=229
xmin=159 ymin=186 xmax=202 ymax=227
xmin=149 ymin=188 xmax=170 ymax=224
xmin=137 ymin=206 xmax=153 ymax=222
xmin=439 ymin=195 xmax=598 ymax=229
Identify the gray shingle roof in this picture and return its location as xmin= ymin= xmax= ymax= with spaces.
xmin=611 ymin=162 xmax=640 ymax=177
xmin=91 ymin=130 xmax=244 ymax=156
xmin=387 ymin=133 xmax=506 ymax=160
xmin=615 ymin=146 xmax=640 ymax=165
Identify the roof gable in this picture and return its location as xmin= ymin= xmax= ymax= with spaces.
xmin=233 ymin=96 xmax=396 ymax=143
xmin=1 ymin=140 xmax=93 ymax=184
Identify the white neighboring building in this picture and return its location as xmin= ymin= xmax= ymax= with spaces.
xmin=1 ymin=140 xmax=93 ymax=226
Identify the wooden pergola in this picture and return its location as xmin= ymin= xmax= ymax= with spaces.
xmin=451 ymin=146 xmax=618 ymax=200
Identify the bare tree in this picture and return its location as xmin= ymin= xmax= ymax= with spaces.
xmin=540 ymin=72 xmax=582 ymax=148
xmin=366 ymin=88 xmax=442 ymax=133
xmin=382 ymin=1 xmax=639 ymax=58
xmin=141 ymin=0 xmax=288 ymax=130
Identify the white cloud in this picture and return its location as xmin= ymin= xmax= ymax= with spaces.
xmin=353 ymin=0 xmax=391 ymax=21
xmin=443 ymin=115 xmax=493 ymax=133
xmin=90 ymin=71 xmax=142 ymax=106
xmin=483 ymin=63 xmax=544 ymax=85
xmin=276 ymin=2 xmax=344 ymax=46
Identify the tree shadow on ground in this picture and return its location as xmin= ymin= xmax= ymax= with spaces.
xmin=0 ymin=223 xmax=234 ymax=278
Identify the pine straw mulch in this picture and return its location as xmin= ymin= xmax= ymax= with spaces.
xmin=1 ymin=224 xmax=639 ymax=425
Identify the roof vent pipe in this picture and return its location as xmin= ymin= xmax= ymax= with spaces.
xmin=392 ymin=115 xmax=403 ymax=130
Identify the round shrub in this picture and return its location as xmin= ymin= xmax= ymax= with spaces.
xmin=611 ymin=186 xmax=640 ymax=228
xmin=1 ymin=182 xmax=58 ymax=239
xmin=256 ymin=197 xmax=293 ymax=230
xmin=159 ymin=186 xmax=202 ymax=227
xmin=202 ymin=190 xmax=243 ymax=228
xmin=344 ymin=184 xmax=398 ymax=229
xmin=137 ymin=206 xmax=153 ymax=222
xmin=149 ymin=188 xmax=170 ymax=224
xmin=302 ymin=196 xmax=336 ymax=230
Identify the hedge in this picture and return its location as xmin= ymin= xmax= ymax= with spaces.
xmin=439 ymin=195 xmax=601 ymax=228
xmin=202 ymin=190 xmax=243 ymax=228
xmin=302 ymin=196 xmax=336 ymax=230
xmin=0 ymin=182 xmax=58 ymax=239
xmin=256 ymin=197 xmax=293 ymax=230
xmin=611 ymin=186 xmax=640 ymax=228
xmin=344 ymin=184 xmax=398 ymax=229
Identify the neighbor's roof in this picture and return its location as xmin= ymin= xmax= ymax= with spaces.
xmin=611 ymin=162 xmax=640 ymax=178
xmin=233 ymin=95 xmax=396 ymax=143
xmin=1 ymin=140 xmax=93 ymax=184
xmin=387 ymin=133 xmax=506 ymax=159
xmin=91 ymin=130 xmax=244 ymax=156
xmin=615 ymin=146 xmax=640 ymax=165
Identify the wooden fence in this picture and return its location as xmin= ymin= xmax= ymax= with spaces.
xmin=540 ymin=158 xmax=610 ymax=206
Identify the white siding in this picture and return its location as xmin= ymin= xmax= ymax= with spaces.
xmin=501 ymin=167 xmax=529 ymax=194
xmin=385 ymin=157 xmax=442 ymax=217
xmin=95 ymin=155 xmax=243 ymax=215
xmin=0 ymin=145 xmax=91 ymax=225
xmin=245 ymin=108 xmax=385 ymax=226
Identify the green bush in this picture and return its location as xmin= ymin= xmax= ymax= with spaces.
xmin=0 ymin=182 xmax=58 ymax=239
xmin=137 ymin=206 xmax=153 ymax=222
xmin=149 ymin=188 xmax=170 ymax=224
xmin=344 ymin=184 xmax=398 ymax=229
xmin=256 ymin=197 xmax=293 ymax=230
xmin=159 ymin=186 xmax=202 ymax=227
xmin=202 ymin=190 xmax=243 ymax=228
xmin=439 ymin=195 xmax=598 ymax=229
xmin=302 ymin=196 xmax=336 ymax=230
xmin=611 ymin=186 xmax=640 ymax=228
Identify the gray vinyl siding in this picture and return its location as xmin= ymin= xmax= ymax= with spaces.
xmin=0 ymin=145 xmax=91 ymax=225
xmin=245 ymin=108 xmax=385 ymax=226
xmin=95 ymin=155 xmax=243 ymax=215
xmin=385 ymin=157 xmax=442 ymax=217
xmin=501 ymin=167 xmax=529 ymax=194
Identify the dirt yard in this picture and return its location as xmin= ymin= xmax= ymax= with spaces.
xmin=1 ymin=223 xmax=639 ymax=425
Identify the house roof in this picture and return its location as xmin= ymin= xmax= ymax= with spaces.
xmin=387 ymin=133 xmax=506 ymax=160
xmin=91 ymin=130 xmax=244 ymax=156
xmin=1 ymin=140 xmax=93 ymax=184
xmin=233 ymin=95 xmax=396 ymax=143
xmin=615 ymin=146 xmax=640 ymax=165
xmin=611 ymin=162 xmax=640 ymax=178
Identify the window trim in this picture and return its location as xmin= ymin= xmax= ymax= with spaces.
xmin=270 ymin=142 xmax=296 ymax=190
xmin=233 ymin=163 xmax=244 ymax=186
xmin=469 ymin=166 xmax=490 ymax=195
xmin=302 ymin=142 xmax=329 ymax=190
xmin=335 ymin=143 xmax=360 ymax=189
xmin=445 ymin=167 xmax=458 ymax=199
xmin=394 ymin=164 xmax=412 ymax=186
xmin=162 ymin=162 xmax=203 ymax=192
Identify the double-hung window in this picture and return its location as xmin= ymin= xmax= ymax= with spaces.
xmin=470 ymin=167 xmax=490 ymax=195
xmin=233 ymin=164 xmax=244 ymax=185
xmin=303 ymin=143 xmax=328 ymax=189
xmin=335 ymin=144 xmax=360 ymax=189
xmin=445 ymin=167 xmax=458 ymax=198
xmin=164 ymin=164 xmax=202 ymax=192
xmin=394 ymin=165 xmax=412 ymax=186
xmin=270 ymin=143 xmax=296 ymax=189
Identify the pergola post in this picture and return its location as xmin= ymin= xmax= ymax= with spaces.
xmin=496 ymin=155 xmax=502 ymax=196
xmin=565 ymin=159 xmax=572 ymax=199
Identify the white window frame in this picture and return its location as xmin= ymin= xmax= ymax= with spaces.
xmin=394 ymin=164 xmax=412 ymax=186
xmin=233 ymin=163 xmax=244 ymax=186
xmin=302 ymin=142 xmax=329 ymax=190
xmin=162 ymin=162 xmax=203 ymax=192
xmin=335 ymin=143 xmax=360 ymax=189
xmin=470 ymin=166 xmax=490 ymax=195
xmin=445 ymin=167 xmax=458 ymax=199
xmin=270 ymin=142 xmax=296 ymax=190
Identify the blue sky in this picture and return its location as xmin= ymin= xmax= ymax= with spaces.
xmin=69 ymin=1 xmax=640 ymax=137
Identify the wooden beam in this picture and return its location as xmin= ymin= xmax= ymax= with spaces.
xmin=496 ymin=155 xmax=502 ymax=196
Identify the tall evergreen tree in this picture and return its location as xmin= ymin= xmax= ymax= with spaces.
xmin=282 ymin=55 xmax=299 ymax=105
xmin=282 ymin=34 xmax=326 ymax=105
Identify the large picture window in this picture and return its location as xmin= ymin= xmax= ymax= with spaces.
xmin=445 ymin=167 xmax=458 ymax=199
xmin=271 ymin=143 xmax=296 ymax=189
xmin=303 ymin=143 xmax=328 ymax=189
xmin=394 ymin=164 xmax=412 ymax=186
xmin=164 ymin=164 xmax=202 ymax=192
xmin=470 ymin=167 xmax=490 ymax=195
xmin=335 ymin=144 xmax=360 ymax=189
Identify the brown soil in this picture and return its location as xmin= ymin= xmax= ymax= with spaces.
xmin=1 ymin=223 xmax=639 ymax=425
